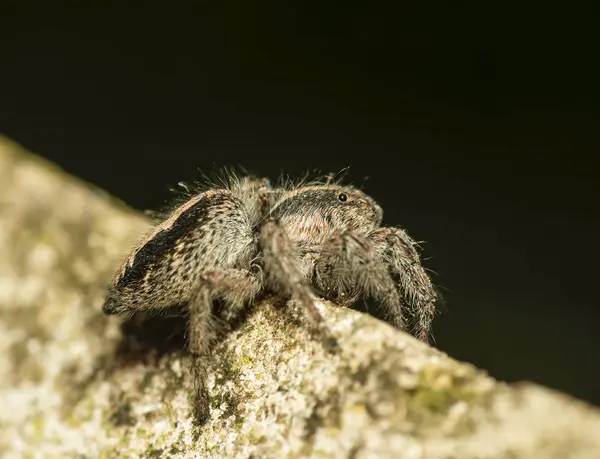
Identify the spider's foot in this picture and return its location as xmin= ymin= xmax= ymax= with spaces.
xmin=191 ymin=357 xmax=212 ymax=426
xmin=192 ymin=388 xmax=211 ymax=426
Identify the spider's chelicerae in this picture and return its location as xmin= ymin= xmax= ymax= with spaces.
xmin=103 ymin=171 xmax=438 ymax=378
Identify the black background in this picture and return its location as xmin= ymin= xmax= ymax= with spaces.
xmin=1 ymin=3 xmax=598 ymax=404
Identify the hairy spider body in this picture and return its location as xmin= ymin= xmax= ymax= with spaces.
xmin=103 ymin=172 xmax=438 ymax=417
xmin=104 ymin=189 xmax=260 ymax=317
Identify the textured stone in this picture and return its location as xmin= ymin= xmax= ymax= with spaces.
xmin=1 ymin=135 xmax=599 ymax=459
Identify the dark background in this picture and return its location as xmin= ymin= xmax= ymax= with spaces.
xmin=1 ymin=3 xmax=598 ymax=404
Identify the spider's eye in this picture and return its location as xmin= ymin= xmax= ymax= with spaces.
xmin=338 ymin=193 xmax=348 ymax=202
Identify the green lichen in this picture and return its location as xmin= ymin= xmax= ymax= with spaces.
xmin=168 ymin=444 xmax=184 ymax=456
xmin=404 ymin=363 xmax=491 ymax=436
xmin=412 ymin=364 xmax=479 ymax=412
xmin=29 ymin=414 xmax=45 ymax=443
xmin=247 ymin=432 xmax=269 ymax=445
xmin=230 ymin=353 xmax=254 ymax=372
xmin=143 ymin=447 xmax=164 ymax=458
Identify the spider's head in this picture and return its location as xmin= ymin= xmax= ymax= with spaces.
xmin=271 ymin=184 xmax=383 ymax=244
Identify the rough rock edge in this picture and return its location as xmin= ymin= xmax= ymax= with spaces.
xmin=0 ymin=135 xmax=599 ymax=459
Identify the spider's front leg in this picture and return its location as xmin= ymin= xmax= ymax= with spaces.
xmin=368 ymin=227 xmax=438 ymax=342
xmin=188 ymin=268 xmax=262 ymax=422
xmin=259 ymin=219 xmax=338 ymax=349
xmin=313 ymin=231 xmax=406 ymax=331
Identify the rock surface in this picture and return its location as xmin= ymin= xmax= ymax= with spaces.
xmin=0 ymin=135 xmax=599 ymax=459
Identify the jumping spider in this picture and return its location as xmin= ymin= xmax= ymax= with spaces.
xmin=103 ymin=171 xmax=438 ymax=414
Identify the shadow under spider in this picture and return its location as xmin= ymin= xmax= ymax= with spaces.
xmin=113 ymin=293 xmax=382 ymax=366
xmin=106 ymin=294 xmax=369 ymax=425
xmin=106 ymin=297 xmax=267 ymax=425
xmin=113 ymin=296 xmax=266 ymax=366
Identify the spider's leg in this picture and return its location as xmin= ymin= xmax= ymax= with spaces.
xmin=314 ymin=231 xmax=405 ymax=330
xmin=187 ymin=280 xmax=215 ymax=424
xmin=188 ymin=268 xmax=262 ymax=357
xmin=188 ymin=268 xmax=262 ymax=423
xmin=203 ymin=268 xmax=264 ymax=321
xmin=368 ymin=227 xmax=438 ymax=343
xmin=259 ymin=219 xmax=338 ymax=349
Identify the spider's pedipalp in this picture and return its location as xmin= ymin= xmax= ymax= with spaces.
xmin=187 ymin=268 xmax=262 ymax=357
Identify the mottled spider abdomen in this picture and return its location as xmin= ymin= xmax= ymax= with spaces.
xmin=103 ymin=189 xmax=258 ymax=316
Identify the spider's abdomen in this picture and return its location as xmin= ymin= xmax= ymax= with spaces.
xmin=104 ymin=189 xmax=256 ymax=313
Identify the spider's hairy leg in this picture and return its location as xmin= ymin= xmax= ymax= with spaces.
xmin=368 ymin=227 xmax=438 ymax=343
xmin=204 ymin=268 xmax=264 ymax=321
xmin=188 ymin=283 xmax=214 ymax=424
xmin=188 ymin=268 xmax=262 ymax=423
xmin=188 ymin=268 xmax=262 ymax=358
xmin=314 ymin=231 xmax=406 ymax=330
xmin=259 ymin=219 xmax=338 ymax=349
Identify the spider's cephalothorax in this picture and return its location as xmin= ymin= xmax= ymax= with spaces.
xmin=103 ymin=172 xmax=438 ymax=417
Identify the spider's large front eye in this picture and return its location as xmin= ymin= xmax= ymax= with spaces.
xmin=338 ymin=193 xmax=348 ymax=202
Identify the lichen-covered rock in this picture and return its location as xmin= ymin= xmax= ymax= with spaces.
xmin=1 ymin=135 xmax=599 ymax=459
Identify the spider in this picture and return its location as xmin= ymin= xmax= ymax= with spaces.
xmin=103 ymin=171 xmax=438 ymax=412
